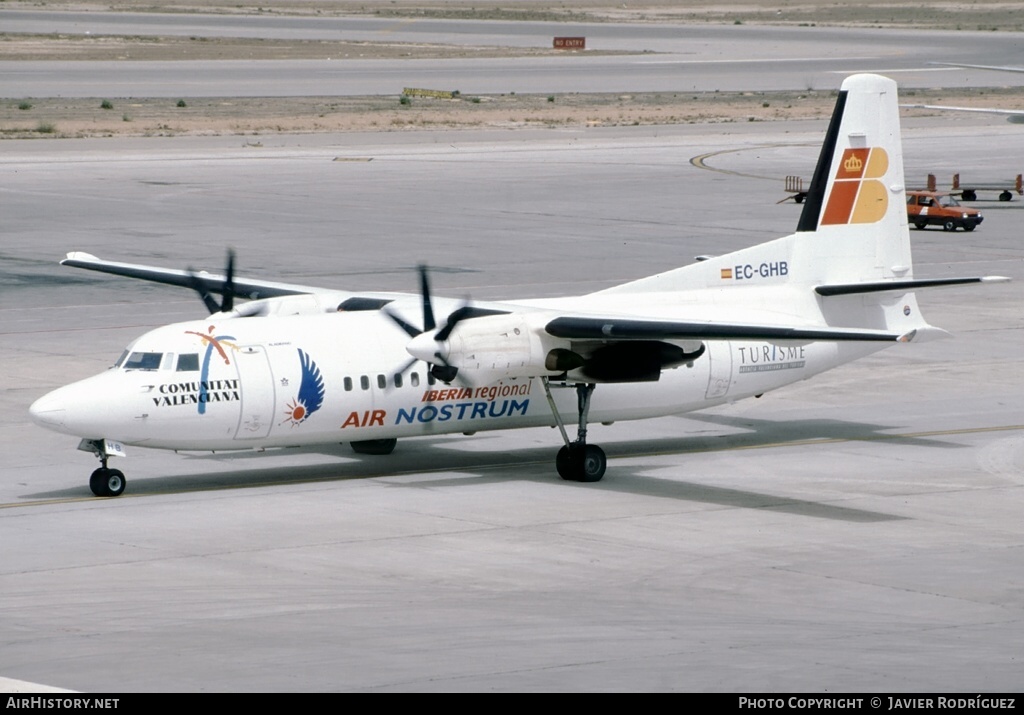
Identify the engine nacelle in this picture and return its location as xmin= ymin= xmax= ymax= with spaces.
xmin=438 ymin=313 xmax=565 ymax=379
xmin=408 ymin=311 xmax=708 ymax=384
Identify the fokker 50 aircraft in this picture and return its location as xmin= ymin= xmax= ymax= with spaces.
xmin=30 ymin=74 xmax=1008 ymax=497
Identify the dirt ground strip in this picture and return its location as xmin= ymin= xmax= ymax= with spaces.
xmin=4 ymin=1 xmax=1023 ymax=30
xmin=2 ymin=1 xmax=1023 ymax=138
xmin=4 ymin=87 xmax=1024 ymax=140
xmin=0 ymin=34 xmax=638 ymax=61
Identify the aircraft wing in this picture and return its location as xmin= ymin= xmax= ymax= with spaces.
xmin=903 ymin=103 xmax=1024 ymax=122
xmin=906 ymin=65 xmax=1024 ymax=122
xmin=929 ymin=62 xmax=1024 ymax=74
xmin=62 ymin=252 xmax=318 ymax=300
xmin=544 ymin=316 xmax=915 ymax=343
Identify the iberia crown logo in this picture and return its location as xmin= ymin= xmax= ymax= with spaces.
xmin=821 ymin=147 xmax=889 ymax=225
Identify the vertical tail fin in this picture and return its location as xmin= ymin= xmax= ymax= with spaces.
xmin=590 ymin=74 xmax=1005 ymax=338
xmin=594 ymin=73 xmax=912 ymax=297
xmin=794 ymin=73 xmax=912 ymax=284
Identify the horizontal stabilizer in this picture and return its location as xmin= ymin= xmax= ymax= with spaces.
xmin=816 ymin=276 xmax=1010 ymax=296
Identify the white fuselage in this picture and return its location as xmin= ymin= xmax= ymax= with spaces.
xmin=29 ymin=306 xmax=881 ymax=452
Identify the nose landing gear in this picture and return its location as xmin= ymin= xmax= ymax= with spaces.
xmin=81 ymin=439 xmax=127 ymax=497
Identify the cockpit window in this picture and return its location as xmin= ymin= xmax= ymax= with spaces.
xmin=176 ymin=354 xmax=200 ymax=372
xmin=122 ymin=351 xmax=163 ymax=371
xmin=114 ymin=350 xmax=130 ymax=368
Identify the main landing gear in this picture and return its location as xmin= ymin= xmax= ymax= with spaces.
xmin=82 ymin=439 xmax=126 ymax=497
xmin=542 ymin=379 xmax=607 ymax=483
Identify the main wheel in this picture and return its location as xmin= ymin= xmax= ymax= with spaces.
xmin=1000 ymin=191 xmax=1012 ymax=202
xmin=89 ymin=467 xmax=126 ymax=497
xmin=962 ymin=190 xmax=977 ymax=201
xmin=556 ymin=445 xmax=575 ymax=480
xmin=577 ymin=445 xmax=607 ymax=483
xmin=555 ymin=444 xmax=607 ymax=482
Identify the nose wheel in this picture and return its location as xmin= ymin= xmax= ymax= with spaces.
xmin=543 ymin=379 xmax=607 ymax=483
xmin=90 ymin=467 xmax=126 ymax=497
xmin=82 ymin=439 xmax=128 ymax=497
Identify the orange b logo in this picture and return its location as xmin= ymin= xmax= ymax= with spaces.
xmin=821 ymin=147 xmax=889 ymax=225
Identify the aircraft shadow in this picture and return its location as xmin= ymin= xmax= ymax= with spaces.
xmin=22 ymin=413 xmax=949 ymax=522
xmin=680 ymin=412 xmax=967 ymax=451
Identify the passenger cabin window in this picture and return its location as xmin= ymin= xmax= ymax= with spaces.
xmin=122 ymin=352 xmax=163 ymax=371
xmin=360 ymin=375 xmax=370 ymax=391
xmin=177 ymin=354 xmax=200 ymax=372
xmin=344 ymin=377 xmax=353 ymax=392
xmin=410 ymin=372 xmax=420 ymax=387
xmin=377 ymin=374 xmax=387 ymax=389
xmin=394 ymin=373 xmax=404 ymax=389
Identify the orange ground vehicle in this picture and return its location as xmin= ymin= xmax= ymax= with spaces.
xmin=906 ymin=190 xmax=983 ymax=232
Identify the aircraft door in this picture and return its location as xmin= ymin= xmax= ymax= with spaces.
xmin=704 ymin=341 xmax=733 ymax=400
xmin=234 ymin=345 xmax=276 ymax=440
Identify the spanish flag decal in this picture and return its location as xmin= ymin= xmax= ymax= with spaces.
xmin=720 ymin=268 xmax=733 ymax=280
xmin=820 ymin=147 xmax=889 ymax=225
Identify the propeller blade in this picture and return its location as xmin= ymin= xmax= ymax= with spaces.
xmin=384 ymin=356 xmax=419 ymax=391
xmin=185 ymin=250 xmax=237 ymax=314
xmin=430 ymin=364 xmax=460 ymax=384
xmin=186 ymin=268 xmax=222 ymax=314
xmin=433 ymin=300 xmax=471 ymax=342
xmin=418 ymin=264 xmax=436 ymax=332
xmin=435 ymin=304 xmax=510 ymax=342
xmin=221 ymin=249 xmax=235 ymax=313
xmin=383 ymin=308 xmax=422 ymax=339
xmin=396 ymin=265 xmax=500 ymax=386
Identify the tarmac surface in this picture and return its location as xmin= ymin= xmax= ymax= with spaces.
xmin=2 ymin=110 xmax=1022 ymax=692
xmin=3 ymin=11 xmax=1024 ymax=97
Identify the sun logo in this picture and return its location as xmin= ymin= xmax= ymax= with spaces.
xmin=281 ymin=349 xmax=325 ymax=427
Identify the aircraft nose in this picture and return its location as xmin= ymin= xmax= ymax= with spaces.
xmin=29 ymin=378 xmax=109 ymax=439
xmin=29 ymin=390 xmax=67 ymax=429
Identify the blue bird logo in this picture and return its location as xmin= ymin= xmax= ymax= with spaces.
xmin=282 ymin=349 xmax=325 ymax=426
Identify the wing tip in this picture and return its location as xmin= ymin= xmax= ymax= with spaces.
xmin=903 ymin=326 xmax=951 ymax=343
xmin=62 ymin=251 xmax=99 ymax=265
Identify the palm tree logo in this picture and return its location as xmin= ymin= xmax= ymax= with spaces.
xmin=185 ymin=325 xmax=238 ymax=415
